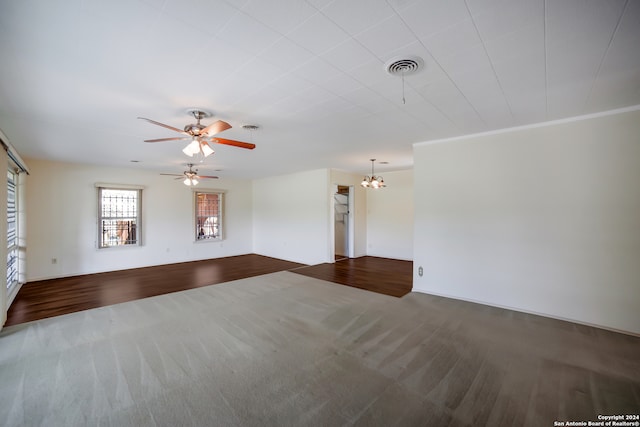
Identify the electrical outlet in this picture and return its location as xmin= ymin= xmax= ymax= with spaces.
xmin=418 ymin=266 xmax=423 ymax=277
xmin=51 ymin=258 xmax=57 ymax=264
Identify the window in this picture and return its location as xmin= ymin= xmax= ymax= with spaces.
xmin=195 ymin=191 xmax=223 ymax=241
xmin=98 ymin=187 xmax=142 ymax=248
xmin=7 ymin=169 xmax=18 ymax=290
xmin=5 ymin=146 xmax=28 ymax=303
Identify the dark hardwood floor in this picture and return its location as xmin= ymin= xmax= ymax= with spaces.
xmin=292 ymin=256 xmax=413 ymax=297
xmin=5 ymin=254 xmax=413 ymax=327
xmin=5 ymin=255 xmax=304 ymax=327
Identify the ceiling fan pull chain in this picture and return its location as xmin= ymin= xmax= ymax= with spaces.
xmin=198 ymin=141 xmax=205 ymax=162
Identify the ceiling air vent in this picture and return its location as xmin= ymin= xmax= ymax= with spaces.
xmin=384 ymin=55 xmax=424 ymax=76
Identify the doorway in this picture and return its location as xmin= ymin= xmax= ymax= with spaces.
xmin=334 ymin=185 xmax=354 ymax=260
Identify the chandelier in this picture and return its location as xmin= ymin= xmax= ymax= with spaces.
xmin=361 ymin=159 xmax=386 ymax=189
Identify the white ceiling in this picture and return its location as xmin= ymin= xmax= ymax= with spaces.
xmin=0 ymin=0 xmax=639 ymax=179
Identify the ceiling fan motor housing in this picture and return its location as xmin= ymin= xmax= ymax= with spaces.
xmin=184 ymin=123 xmax=205 ymax=134
xmin=184 ymin=109 xmax=210 ymax=135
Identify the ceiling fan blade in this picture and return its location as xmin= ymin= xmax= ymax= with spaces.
xmin=211 ymin=138 xmax=256 ymax=150
xmin=160 ymin=173 xmax=184 ymax=177
xmin=145 ymin=137 xmax=190 ymax=143
xmin=200 ymin=120 xmax=232 ymax=137
xmin=196 ymin=175 xmax=219 ymax=179
xmin=138 ymin=117 xmax=188 ymax=134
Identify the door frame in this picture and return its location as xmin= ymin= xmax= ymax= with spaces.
xmin=331 ymin=184 xmax=355 ymax=261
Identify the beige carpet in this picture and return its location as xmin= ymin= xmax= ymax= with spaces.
xmin=1 ymin=271 xmax=638 ymax=426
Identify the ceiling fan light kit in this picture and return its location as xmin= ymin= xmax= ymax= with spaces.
xmin=184 ymin=177 xmax=199 ymax=186
xmin=361 ymin=159 xmax=386 ymax=189
xmin=182 ymin=137 xmax=215 ymax=158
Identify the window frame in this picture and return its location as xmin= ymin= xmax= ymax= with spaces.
xmin=5 ymin=142 xmax=29 ymax=307
xmin=96 ymin=184 xmax=143 ymax=249
xmin=193 ymin=189 xmax=224 ymax=242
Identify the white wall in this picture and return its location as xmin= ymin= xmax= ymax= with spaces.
xmin=413 ymin=109 xmax=640 ymax=334
xmin=366 ymin=169 xmax=413 ymax=260
xmin=25 ymin=159 xmax=253 ymax=281
xmin=253 ymin=169 xmax=331 ymax=265
xmin=330 ymin=169 xmax=368 ymax=258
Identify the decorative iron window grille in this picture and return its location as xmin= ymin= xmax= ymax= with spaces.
xmin=98 ymin=187 xmax=141 ymax=248
xmin=195 ymin=191 xmax=223 ymax=241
